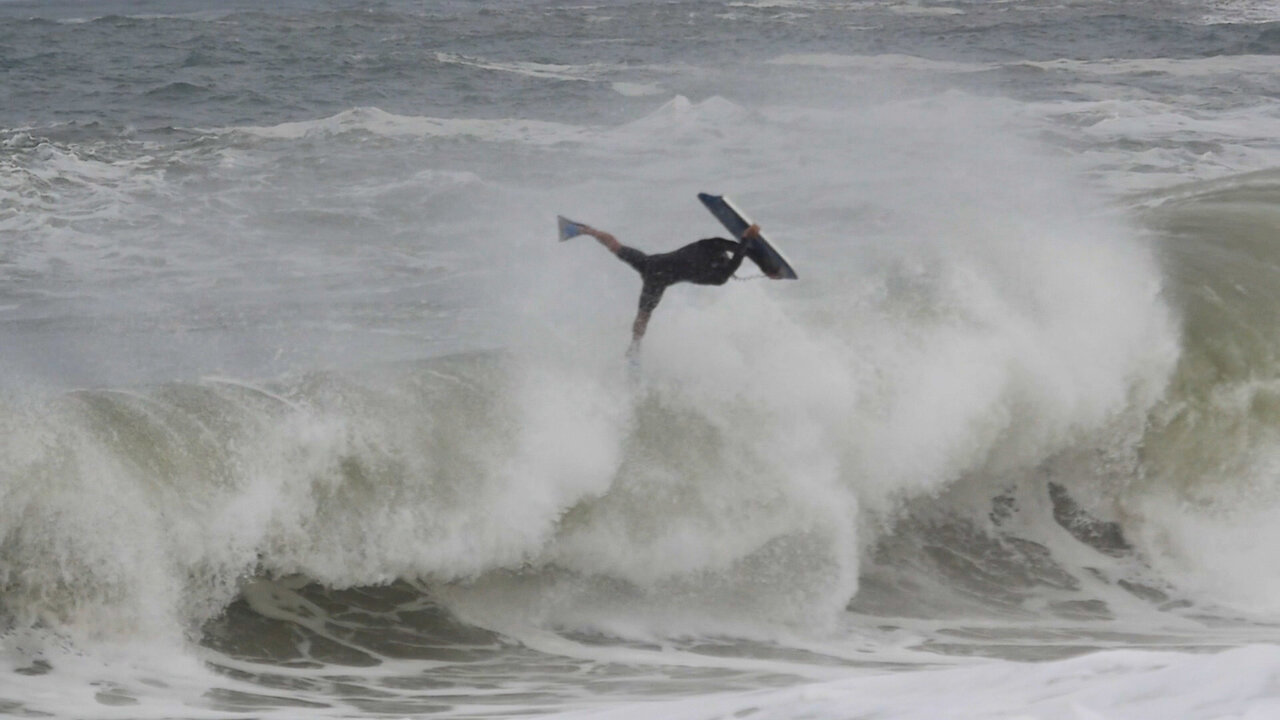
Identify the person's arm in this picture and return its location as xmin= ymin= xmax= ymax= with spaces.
xmin=707 ymin=223 xmax=760 ymax=284
xmin=728 ymin=223 xmax=761 ymax=262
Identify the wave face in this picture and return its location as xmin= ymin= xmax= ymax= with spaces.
xmin=0 ymin=87 xmax=1183 ymax=644
xmin=1125 ymin=172 xmax=1280 ymax=612
xmin=5 ymin=0 xmax=1280 ymax=717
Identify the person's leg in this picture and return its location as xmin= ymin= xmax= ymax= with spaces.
xmin=737 ymin=223 xmax=782 ymax=279
xmin=580 ymin=226 xmax=650 ymax=275
xmin=582 ymin=226 xmax=622 ymax=254
xmin=628 ymin=308 xmax=651 ymax=359
xmin=628 ymin=282 xmax=664 ymax=357
xmin=615 ymin=245 xmax=648 ymax=275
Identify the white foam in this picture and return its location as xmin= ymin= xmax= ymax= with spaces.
xmin=432 ymin=52 xmax=666 ymax=99
xmin=0 ymin=638 xmax=229 ymax=719
xmin=545 ymin=646 xmax=1280 ymax=720
xmin=1195 ymin=0 xmax=1280 ymax=24
xmin=768 ymin=52 xmax=997 ymax=73
xmin=888 ymin=2 xmax=965 ymax=17
xmin=428 ymin=90 xmax=1178 ymax=641
xmin=771 ymin=52 xmax=1280 ymax=81
xmin=1085 ymin=105 xmax=1280 ymax=143
xmin=434 ymin=52 xmax=601 ymax=82
xmin=1020 ymin=55 xmax=1280 ymax=78
xmin=223 ymin=106 xmax=589 ymax=144
xmin=611 ymin=81 xmax=665 ymax=97
xmin=727 ymin=0 xmax=829 ymax=7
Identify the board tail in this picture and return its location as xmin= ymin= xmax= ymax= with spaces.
xmin=557 ymin=215 xmax=587 ymax=242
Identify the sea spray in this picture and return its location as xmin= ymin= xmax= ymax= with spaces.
xmin=7 ymin=2 xmax=1280 ymax=716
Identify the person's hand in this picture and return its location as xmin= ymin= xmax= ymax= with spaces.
xmin=741 ymin=223 xmax=761 ymax=241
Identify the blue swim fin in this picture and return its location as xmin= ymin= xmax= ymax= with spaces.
xmin=557 ymin=215 xmax=587 ymax=241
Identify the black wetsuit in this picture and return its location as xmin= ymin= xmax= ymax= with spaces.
xmin=616 ymin=237 xmax=748 ymax=313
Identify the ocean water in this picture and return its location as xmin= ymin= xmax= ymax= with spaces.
xmin=4 ymin=0 xmax=1280 ymax=717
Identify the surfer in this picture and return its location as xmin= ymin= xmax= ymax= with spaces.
xmin=570 ymin=223 xmax=767 ymax=357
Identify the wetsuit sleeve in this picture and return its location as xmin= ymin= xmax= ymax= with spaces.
xmin=706 ymin=238 xmax=748 ymax=285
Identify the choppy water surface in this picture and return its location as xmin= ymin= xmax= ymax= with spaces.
xmin=5 ymin=1 xmax=1280 ymax=718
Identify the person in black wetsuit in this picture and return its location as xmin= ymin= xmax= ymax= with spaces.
xmin=571 ymin=222 xmax=765 ymax=357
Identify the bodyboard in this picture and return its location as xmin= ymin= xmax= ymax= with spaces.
xmin=696 ymin=193 xmax=798 ymax=280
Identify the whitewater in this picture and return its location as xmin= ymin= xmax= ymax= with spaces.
xmin=4 ymin=0 xmax=1280 ymax=718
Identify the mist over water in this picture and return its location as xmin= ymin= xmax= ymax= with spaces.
xmin=5 ymin=1 xmax=1280 ymax=718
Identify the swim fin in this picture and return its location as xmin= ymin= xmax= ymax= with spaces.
xmin=557 ymin=215 xmax=587 ymax=241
